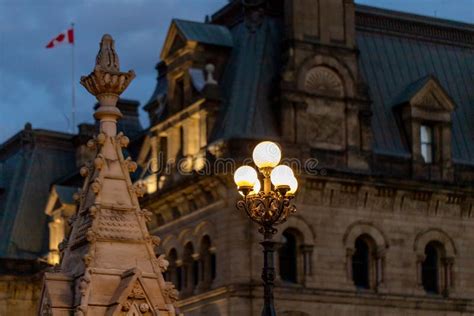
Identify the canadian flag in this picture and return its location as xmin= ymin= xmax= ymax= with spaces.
xmin=46 ymin=28 xmax=74 ymax=48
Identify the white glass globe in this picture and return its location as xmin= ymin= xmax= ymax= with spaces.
xmin=270 ymin=165 xmax=295 ymax=188
xmin=252 ymin=141 xmax=281 ymax=169
xmin=287 ymin=176 xmax=298 ymax=195
xmin=234 ymin=165 xmax=258 ymax=188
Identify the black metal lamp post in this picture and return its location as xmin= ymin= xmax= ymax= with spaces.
xmin=234 ymin=141 xmax=298 ymax=316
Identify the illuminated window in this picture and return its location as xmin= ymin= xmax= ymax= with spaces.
xmin=420 ymin=125 xmax=433 ymax=164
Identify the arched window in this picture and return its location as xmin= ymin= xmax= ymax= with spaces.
xmin=415 ymin=230 xmax=456 ymax=297
xmin=165 ymin=249 xmax=181 ymax=291
xmin=156 ymin=213 xmax=165 ymax=226
xmin=279 ymin=230 xmax=298 ymax=283
xmin=182 ymin=242 xmax=196 ymax=295
xmin=199 ymin=235 xmax=216 ymax=289
xmin=422 ymin=241 xmax=442 ymax=294
xmin=171 ymin=207 xmax=181 ymax=220
xmin=352 ymin=236 xmax=371 ymax=289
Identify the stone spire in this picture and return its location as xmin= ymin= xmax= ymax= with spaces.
xmin=38 ymin=34 xmax=177 ymax=316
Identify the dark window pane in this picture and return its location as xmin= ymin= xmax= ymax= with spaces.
xmin=193 ymin=260 xmax=199 ymax=286
xmin=422 ymin=243 xmax=439 ymax=294
xmin=352 ymin=237 xmax=370 ymax=289
xmin=176 ymin=266 xmax=182 ymax=291
xmin=279 ymin=231 xmax=297 ymax=283
xmin=175 ymin=78 xmax=185 ymax=110
xmin=211 ymin=253 xmax=216 ymax=280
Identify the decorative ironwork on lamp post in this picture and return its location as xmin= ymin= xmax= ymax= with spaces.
xmin=234 ymin=141 xmax=298 ymax=316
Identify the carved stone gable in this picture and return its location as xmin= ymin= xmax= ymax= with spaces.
xmin=411 ymin=79 xmax=455 ymax=112
xmin=396 ymin=76 xmax=456 ymax=113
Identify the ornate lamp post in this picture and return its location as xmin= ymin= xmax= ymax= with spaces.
xmin=234 ymin=141 xmax=298 ymax=316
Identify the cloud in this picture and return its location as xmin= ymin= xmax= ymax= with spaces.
xmin=0 ymin=0 xmax=225 ymax=142
xmin=0 ymin=0 xmax=473 ymax=142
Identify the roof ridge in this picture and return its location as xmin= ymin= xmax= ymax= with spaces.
xmin=173 ymin=18 xmax=228 ymax=29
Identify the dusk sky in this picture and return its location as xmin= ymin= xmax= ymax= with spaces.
xmin=0 ymin=0 xmax=473 ymax=143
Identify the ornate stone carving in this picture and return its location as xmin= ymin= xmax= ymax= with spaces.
xmin=134 ymin=181 xmax=147 ymax=198
xmin=40 ymin=34 xmax=176 ymax=316
xmin=81 ymin=35 xmax=135 ymax=98
xmin=306 ymin=100 xmax=345 ymax=148
xmin=164 ymin=282 xmax=179 ymax=303
xmin=156 ymin=254 xmax=170 ymax=272
xmin=117 ymin=132 xmax=130 ymax=148
xmin=80 ymin=166 xmax=89 ymax=177
xmin=303 ymin=66 xmax=344 ymax=97
xmin=95 ymin=34 xmax=120 ymax=72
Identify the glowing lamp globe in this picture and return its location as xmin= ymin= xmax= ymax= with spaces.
xmin=234 ymin=165 xmax=258 ymax=188
xmin=287 ymin=176 xmax=298 ymax=195
xmin=270 ymin=165 xmax=295 ymax=188
xmin=252 ymin=141 xmax=281 ymax=169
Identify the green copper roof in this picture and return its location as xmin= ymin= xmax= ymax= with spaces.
xmin=173 ymin=19 xmax=233 ymax=48
xmin=357 ymin=29 xmax=474 ymax=163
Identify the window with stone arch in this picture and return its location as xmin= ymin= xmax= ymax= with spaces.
xmin=414 ymin=229 xmax=456 ymax=296
xmin=279 ymin=229 xmax=300 ymax=283
xmin=165 ymin=248 xmax=181 ymax=291
xmin=422 ymin=241 xmax=444 ymax=294
xmin=276 ymin=218 xmax=315 ymax=286
xmin=351 ymin=234 xmax=376 ymax=289
xmin=182 ymin=242 xmax=198 ymax=296
xmin=199 ymin=235 xmax=216 ymax=289
xmin=343 ymin=222 xmax=388 ymax=291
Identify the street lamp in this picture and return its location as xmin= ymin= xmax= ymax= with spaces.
xmin=234 ymin=141 xmax=298 ymax=316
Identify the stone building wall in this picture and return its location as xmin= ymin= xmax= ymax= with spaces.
xmin=0 ymin=275 xmax=42 ymax=315
xmin=146 ymin=175 xmax=474 ymax=315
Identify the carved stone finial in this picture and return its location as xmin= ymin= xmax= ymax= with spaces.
xmin=205 ymin=64 xmax=217 ymax=85
xmin=80 ymin=34 xmax=135 ymax=102
xmin=95 ymin=34 xmax=119 ymax=73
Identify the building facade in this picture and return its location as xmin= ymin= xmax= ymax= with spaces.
xmin=2 ymin=0 xmax=474 ymax=315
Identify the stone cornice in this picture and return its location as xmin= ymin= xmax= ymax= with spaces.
xmin=355 ymin=5 xmax=474 ymax=48
xmin=300 ymin=176 xmax=474 ymax=220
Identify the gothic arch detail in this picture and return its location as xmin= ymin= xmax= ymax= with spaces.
xmin=303 ymin=66 xmax=344 ymax=97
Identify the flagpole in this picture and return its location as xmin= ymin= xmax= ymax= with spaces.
xmin=71 ymin=22 xmax=76 ymax=133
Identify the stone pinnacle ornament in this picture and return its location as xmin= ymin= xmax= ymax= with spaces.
xmin=38 ymin=34 xmax=177 ymax=316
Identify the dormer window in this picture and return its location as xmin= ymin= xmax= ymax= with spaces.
xmin=393 ymin=76 xmax=456 ymax=181
xmin=420 ymin=125 xmax=433 ymax=164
